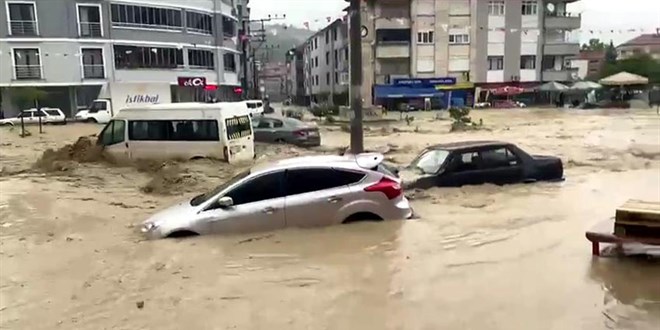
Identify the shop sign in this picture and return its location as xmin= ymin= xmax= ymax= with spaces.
xmin=177 ymin=77 xmax=207 ymax=87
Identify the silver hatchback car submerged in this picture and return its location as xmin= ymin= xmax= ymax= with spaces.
xmin=141 ymin=153 xmax=413 ymax=239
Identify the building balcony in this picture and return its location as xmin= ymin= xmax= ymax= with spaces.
xmin=545 ymin=13 xmax=581 ymax=30
xmin=544 ymin=42 xmax=579 ymax=56
xmin=14 ymin=65 xmax=42 ymax=80
xmin=376 ymin=42 xmax=410 ymax=59
xmin=375 ymin=17 xmax=411 ymax=30
xmin=79 ymin=22 xmax=103 ymax=37
xmin=542 ymin=68 xmax=578 ymax=82
xmin=9 ymin=20 xmax=38 ymax=36
xmin=83 ymin=65 xmax=105 ymax=79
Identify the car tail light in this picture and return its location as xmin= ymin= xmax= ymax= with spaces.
xmin=293 ymin=130 xmax=307 ymax=137
xmin=364 ymin=177 xmax=402 ymax=200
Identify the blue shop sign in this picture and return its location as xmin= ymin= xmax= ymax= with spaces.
xmin=393 ymin=77 xmax=457 ymax=86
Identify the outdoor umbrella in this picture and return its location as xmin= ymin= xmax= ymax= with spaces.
xmin=538 ymin=81 xmax=569 ymax=92
xmin=570 ymin=81 xmax=602 ymax=90
xmin=599 ymin=72 xmax=649 ymax=86
xmin=491 ymin=86 xmax=525 ymax=96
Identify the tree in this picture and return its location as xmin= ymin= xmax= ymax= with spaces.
xmin=11 ymin=87 xmax=48 ymax=110
xmin=600 ymin=54 xmax=660 ymax=84
xmin=605 ymin=40 xmax=618 ymax=64
xmin=581 ymin=38 xmax=605 ymax=52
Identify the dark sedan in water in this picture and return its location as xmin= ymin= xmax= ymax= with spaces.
xmin=252 ymin=115 xmax=321 ymax=147
xmin=396 ymin=141 xmax=564 ymax=189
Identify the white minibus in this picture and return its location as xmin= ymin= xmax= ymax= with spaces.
xmin=96 ymin=103 xmax=254 ymax=163
xmin=242 ymin=100 xmax=264 ymax=116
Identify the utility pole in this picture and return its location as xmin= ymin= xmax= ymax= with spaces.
xmin=348 ymin=0 xmax=364 ymax=153
xmin=248 ymin=14 xmax=286 ymax=99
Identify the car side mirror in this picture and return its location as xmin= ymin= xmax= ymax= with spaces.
xmin=216 ymin=196 xmax=234 ymax=208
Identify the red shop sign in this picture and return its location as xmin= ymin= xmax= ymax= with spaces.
xmin=178 ymin=77 xmax=207 ymax=87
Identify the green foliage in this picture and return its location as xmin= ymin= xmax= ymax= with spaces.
xmin=255 ymin=24 xmax=314 ymax=63
xmin=601 ymin=54 xmax=660 ymax=84
xmin=448 ymin=107 xmax=484 ymax=132
xmin=605 ymin=40 xmax=617 ymax=64
xmin=310 ymin=104 xmax=339 ymax=118
xmin=581 ymin=38 xmax=606 ymax=52
xmin=11 ymin=87 xmax=48 ymax=110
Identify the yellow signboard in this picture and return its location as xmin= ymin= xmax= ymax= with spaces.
xmin=435 ymin=82 xmax=475 ymax=90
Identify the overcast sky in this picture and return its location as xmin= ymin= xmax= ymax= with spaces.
xmin=249 ymin=0 xmax=660 ymax=45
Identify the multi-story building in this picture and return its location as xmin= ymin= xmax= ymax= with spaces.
xmin=356 ymin=0 xmax=581 ymax=108
xmin=285 ymin=45 xmax=305 ymax=105
xmin=616 ymin=33 xmax=660 ymax=61
xmin=301 ymin=19 xmax=349 ymax=105
xmin=0 ymin=0 xmax=244 ymax=117
xmin=569 ymin=50 xmax=605 ymax=80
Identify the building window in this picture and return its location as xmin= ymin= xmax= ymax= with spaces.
xmin=325 ymin=30 xmax=330 ymax=44
xmin=333 ymin=27 xmax=337 ymax=41
xmin=334 ymin=50 xmax=339 ymax=68
xmin=334 ymin=72 xmax=339 ymax=84
xmin=345 ymin=48 xmax=349 ymax=60
xmin=326 ymin=72 xmax=330 ymax=84
xmin=449 ymin=34 xmax=470 ymax=44
xmin=520 ymin=55 xmax=536 ymax=69
xmin=77 ymin=4 xmax=102 ymax=37
xmin=417 ymin=31 xmax=434 ymax=44
xmin=488 ymin=1 xmax=505 ymax=16
xmin=315 ymin=57 xmax=318 ymax=67
xmin=187 ymin=11 xmax=213 ymax=35
xmin=487 ymin=56 xmax=504 ymax=70
xmin=326 ymin=51 xmax=330 ymax=65
xmin=13 ymin=48 xmax=41 ymax=79
xmin=110 ymin=4 xmax=182 ymax=30
xmin=81 ymin=48 xmax=105 ymax=79
xmin=113 ymin=45 xmax=184 ymax=69
xmin=222 ymin=16 xmax=236 ymax=37
xmin=521 ymin=1 xmax=538 ymax=16
xmin=223 ymin=53 xmax=236 ymax=72
xmin=314 ymin=38 xmax=318 ymax=49
xmin=315 ymin=75 xmax=319 ymax=85
xmin=189 ymin=49 xmax=215 ymax=69
xmin=7 ymin=2 xmax=38 ymax=36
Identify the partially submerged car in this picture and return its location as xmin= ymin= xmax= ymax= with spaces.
xmin=252 ymin=115 xmax=321 ymax=147
xmin=141 ymin=153 xmax=412 ymax=239
xmin=0 ymin=108 xmax=67 ymax=126
xmin=398 ymin=141 xmax=564 ymax=189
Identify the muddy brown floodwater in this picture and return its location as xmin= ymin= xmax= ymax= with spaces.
xmin=1 ymin=108 xmax=659 ymax=330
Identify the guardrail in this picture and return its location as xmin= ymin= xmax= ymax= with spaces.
xmin=15 ymin=65 xmax=41 ymax=79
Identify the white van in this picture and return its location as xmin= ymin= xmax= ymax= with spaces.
xmin=242 ymin=100 xmax=264 ymax=116
xmin=96 ymin=103 xmax=254 ymax=163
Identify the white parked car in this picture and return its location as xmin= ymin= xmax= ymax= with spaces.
xmin=0 ymin=108 xmax=67 ymax=126
xmin=74 ymin=100 xmax=112 ymax=124
xmin=141 ymin=153 xmax=413 ymax=239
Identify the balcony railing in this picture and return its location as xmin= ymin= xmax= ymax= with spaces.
xmin=83 ymin=65 xmax=105 ymax=79
xmin=79 ymin=22 xmax=102 ymax=37
xmin=10 ymin=20 xmax=38 ymax=36
xmin=15 ymin=65 xmax=42 ymax=80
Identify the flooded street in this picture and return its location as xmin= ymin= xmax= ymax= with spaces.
xmin=1 ymin=108 xmax=659 ymax=329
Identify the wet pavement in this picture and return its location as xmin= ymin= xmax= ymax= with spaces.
xmin=1 ymin=108 xmax=659 ymax=329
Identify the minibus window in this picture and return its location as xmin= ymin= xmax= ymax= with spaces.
xmin=225 ymin=115 xmax=252 ymax=140
xmin=99 ymin=120 xmax=125 ymax=146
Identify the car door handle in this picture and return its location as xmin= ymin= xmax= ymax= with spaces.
xmin=327 ymin=196 xmax=342 ymax=203
xmin=262 ymin=207 xmax=276 ymax=214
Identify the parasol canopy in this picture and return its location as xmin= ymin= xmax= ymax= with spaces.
xmin=570 ymin=81 xmax=602 ymax=90
xmin=599 ymin=72 xmax=649 ymax=86
xmin=491 ymin=86 xmax=525 ymax=96
xmin=538 ymin=81 xmax=569 ymax=91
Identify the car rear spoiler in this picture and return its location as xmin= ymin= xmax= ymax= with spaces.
xmin=354 ymin=153 xmax=384 ymax=169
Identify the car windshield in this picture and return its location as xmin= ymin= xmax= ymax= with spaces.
xmin=190 ymin=170 xmax=250 ymax=206
xmin=410 ymin=149 xmax=450 ymax=174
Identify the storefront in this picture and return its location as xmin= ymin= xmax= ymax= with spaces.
xmin=373 ymin=77 xmax=475 ymax=110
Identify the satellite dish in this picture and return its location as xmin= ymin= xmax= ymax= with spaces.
xmin=546 ymin=3 xmax=556 ymax=13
